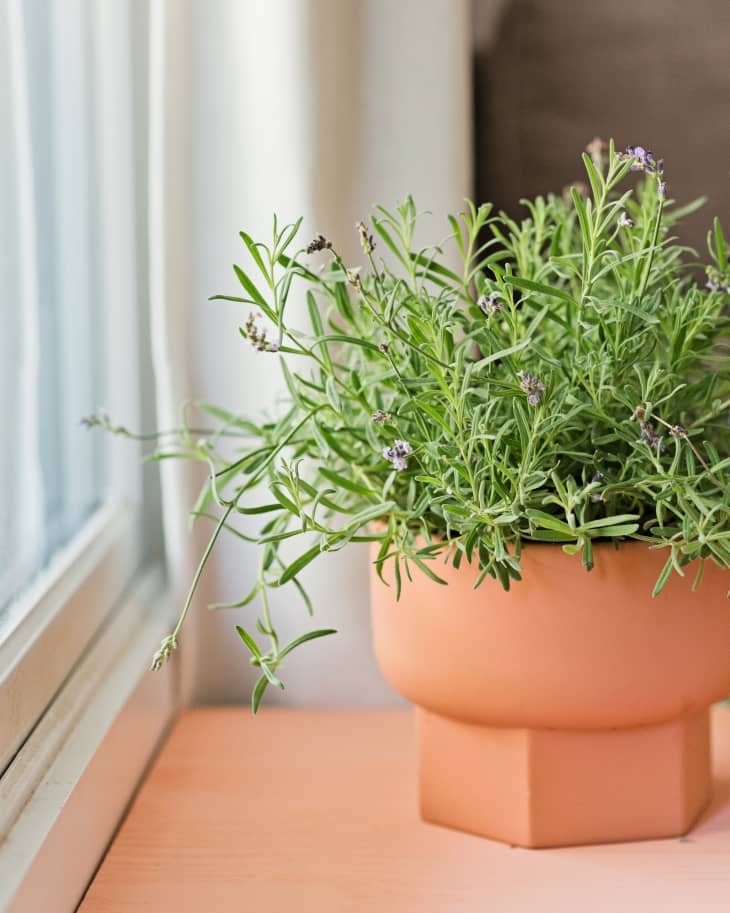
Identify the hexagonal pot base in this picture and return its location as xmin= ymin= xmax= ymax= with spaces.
xmin=417 ymin=708 xmax=711 ymax=848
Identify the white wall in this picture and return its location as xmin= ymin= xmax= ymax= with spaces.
xmin=184 ymin=0 xmax=472 ymax=703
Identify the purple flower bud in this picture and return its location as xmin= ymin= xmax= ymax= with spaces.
xmin=639 ymin=421 xmax=663 ymax=452
xmin=620 ymin=145 xmax=664 ymax=176
xmin=382 ymin=439 xmax=413 ymax=471
xmin=477 ymin=292 xmax=503 ymax=316
xmin=517 ymin=370 xmax=546 ymax=406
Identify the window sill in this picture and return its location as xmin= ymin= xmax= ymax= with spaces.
xmin=78 ymin=705 xmax=730 ymax=912
xmin=0 ymin=567 xmax=176 ymax=913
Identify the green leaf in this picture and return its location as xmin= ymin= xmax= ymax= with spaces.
xmin=233 ymin=264 xmax=270 ymax=312
xmin=278 ymin=628 xmax=338 ymax=660
xmin=589 ymin=523 xmax=639 ymax=537
xmin=581 ymin=514 xmax=639 ymax=530
xmin=714 ymin=217 xmax=727 ymax=270
xmin=581 ymin=152 xmax=603 ymax=202
xmin=319 ymin=467 xmax=378 ymax=498
xmin=526 ymin=510 xmax=574 ymax=534
xmin=412 ymin=556 xmax=448 ymax=585
xmin=652 ymin=555 xmax=674 ymax=598
xmin=240 ymin=230 xmax=269 ymax=278
xmin=310 ymin=334 xmax=380 ymax=354
xmin=372 ymin=218 xmax=407 ymax=266
xmin=325 ymin=375 xmax=341 ymax=413
xmin=529 ymin=529 xmax=577 ymax=542
xmin=278 ymin=542 xmax=322 ymax=585
xmin=251 ymin=674 xmax=269 ymax=714
xmin=236 ymin=625 xmax=261 ymax=658
xmin=477 ymin=337 xmax=532 ymax=368
xmin=503 ymin=275 xmax=576 ymax=305
xmin=344 ymin=501 xmax=396 ymax=531
xmin=259 ymin=662 xmax=284 ymax=689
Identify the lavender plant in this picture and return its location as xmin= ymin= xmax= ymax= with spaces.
xmin=89 ymin=139 xmax=730 ymax=710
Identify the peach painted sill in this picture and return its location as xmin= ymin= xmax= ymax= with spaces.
xmin=78 ymin=706 xmax=730 ymax=913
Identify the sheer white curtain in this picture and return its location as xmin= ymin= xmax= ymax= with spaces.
xmin=0 ymin=0 xmax=142 ymax=621
xmin=149 ymin=0 xmax=473 ymax=703
xmin=0 ymin=0 xmax=43 ymax=611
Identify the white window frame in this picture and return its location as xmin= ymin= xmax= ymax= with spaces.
xmin=0 ymin=502 xmax=138 ymax=774
xmin=0 ymin=3 xmax=177 ymax=910
xmin=0 ymin=569 xmax=175 ymax=913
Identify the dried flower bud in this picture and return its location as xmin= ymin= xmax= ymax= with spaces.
xmin=630 ymin=404 xmax=646 ymax=421
xmin=355 ymin=221 xmax=375 ymax=255
xmin=347 ymin=269 xmax=362 ymax=290
xmin=639 ymin=421 xmax=663 ymax=452
xmin=151 ymin=634 xmax=177 ymax=671
xmin=80 ymin=411 xmax=129 ymax=436
xmin=517 ymin=370 xmax=546 ymax=406
xmin=305 ymin=234 xmax=333 ymax=254
xmin=585 ymin=136 xmax=608 ymax=169
xmin=243 ymin=312 xmax=280 ymax=353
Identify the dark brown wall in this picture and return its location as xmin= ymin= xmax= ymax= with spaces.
xmin=473 ymin=0 xmax=730 ymax=253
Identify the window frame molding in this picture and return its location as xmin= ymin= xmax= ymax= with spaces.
xmin=0 ymin=500 xmax=138 ymax=774
xmin=0 ymin=567 xmax=176 ymax=913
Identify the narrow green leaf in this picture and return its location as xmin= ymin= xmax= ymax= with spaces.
xmin=503 ymin=275 xmax=576 ymax=305
xmin=652 ymin=555 xmax=674 ymax=598
xmin=581 ymin=514 xmax=640 ymax=530
xmin=278 ymin=542 xmax=322 ymax=585
xmin=345 ymin=501 xmax=396 ymax=531
xmin=259 ymin=662 xmax=284 ymax=689
xmin=233 ymin=264 xmax=270 ymax=311
xmin=236 ymin=625 xmax=262 ymax=658
xmin=251 ymin=674 xmax=269 ymax=713
xmin=240 ymin=230 xmax=269 ymax=278
xmin=319 ymin=467 xmax=377 ymax=497
xmin=372 ymin=218 xmax=407 ymax=266
xmin=278 ymin=628 xmax=338 ymax=660
xmin=477 ymin=337 xmax=531 ymax=368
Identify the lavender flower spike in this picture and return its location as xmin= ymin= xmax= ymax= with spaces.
xmin=620 ymin=145 xmax=664 ymax=176
xmin=706 ymin=267 xmax=730 ymax=293
xmin=382 ymin=439 xmax=413 ymax=471
xmin=517 ymin=370 xmax=546 ymax=406
xmin=477 ymin=292 xmax=503 ymax=316
xmin=639 ymin=421 xmax=663 ymax=452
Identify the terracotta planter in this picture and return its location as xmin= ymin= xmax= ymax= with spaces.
xmin=370 ymin=541 xmax=730 ymax=848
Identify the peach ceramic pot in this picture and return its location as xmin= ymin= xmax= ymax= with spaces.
xmin=369 ymin=540 xmax=730 ymax=848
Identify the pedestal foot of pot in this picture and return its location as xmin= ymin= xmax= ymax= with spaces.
xmin=416 ymin=707 xmax=711 ymax=848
